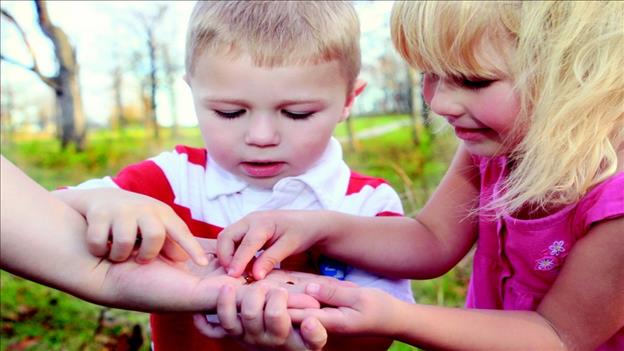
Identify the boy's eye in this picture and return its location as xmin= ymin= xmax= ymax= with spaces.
xmin=281 ymin=110 xmax=314 ymax=120
xmin=455 ymin=76 xmax=495 ymax=89
xmin=214 ymin=109 xmax=245 ymax=119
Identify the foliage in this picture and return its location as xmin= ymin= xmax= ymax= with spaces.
xmin=0 ymin=115 xmax=467 ymax=351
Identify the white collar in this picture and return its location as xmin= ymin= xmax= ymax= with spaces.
xmin=203 ymin=138 xmax=350 ymax=210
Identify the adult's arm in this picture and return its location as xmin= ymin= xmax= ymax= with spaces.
xmin=0 ymin=155 xmax=236 ymax=312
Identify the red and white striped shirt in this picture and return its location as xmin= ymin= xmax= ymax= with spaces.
xmin=76 ymin=138 xmax=413 ymax=350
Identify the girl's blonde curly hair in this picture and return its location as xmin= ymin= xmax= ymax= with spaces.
xmin=392 ymin=1 xmax=624 ymax=215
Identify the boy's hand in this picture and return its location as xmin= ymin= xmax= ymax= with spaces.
xmin=217 ymin=210 xmax=325 ymax=280
xmin=288 ymin=284 xmax=401 ymax=337
xmin=58 ymin=188 xmax=207 ymax=265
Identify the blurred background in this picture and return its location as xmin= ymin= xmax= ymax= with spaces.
xmin=0 ymin=1 xmax=469 ymax=350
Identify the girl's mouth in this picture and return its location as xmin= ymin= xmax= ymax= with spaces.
xmin=454 ymin=126 xmax=490 ymax=142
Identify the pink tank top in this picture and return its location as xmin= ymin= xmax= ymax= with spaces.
xmin=467 ymin=156 xmax=623 ymax=350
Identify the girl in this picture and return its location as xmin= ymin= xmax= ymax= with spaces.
xmin=217 ymin=1 xmax=624 ymax=350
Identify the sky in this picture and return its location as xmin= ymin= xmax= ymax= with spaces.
xmin=0 ymin=1 xmax=399 ymax=128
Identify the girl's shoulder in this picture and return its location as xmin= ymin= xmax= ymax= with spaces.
xmin=573 ymin=171 xmax=624 ymax=234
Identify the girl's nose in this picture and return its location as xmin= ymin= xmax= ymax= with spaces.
xmin=245 ymin=114 xmax=280 ymax=147
xmin=427 ymin=79 xmax=464 ymax=120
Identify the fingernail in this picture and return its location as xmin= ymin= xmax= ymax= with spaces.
xmin=198 ymin=256 xmax=208 ymax=266
xmin=227 ymin=268 xmax=237 ymax=276
xmin=258 ymin=269 xmax=266 ymax=279
xmin=307 ymin=283 xmax=320 ymax=294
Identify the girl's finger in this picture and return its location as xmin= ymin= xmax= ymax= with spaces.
xmin=216 ymin=284 xmax=243 ymax=336
xmin=251 ymin=238 xmax=298 ymax=280
xmin=192 ymin=313 xmax=228 ymax=338
xmin=305 ymin=283 xmax=356 ymax=307
xmin=226 ymin=224 xmax=273 ymax=278
xmin=216 ymin=220 xmax=248 ymax=269
xmin=300 ymin=316 xmax=328 ymax=351
xmin=264 ymin=288 xmax=290 ymax=342
xmin=239 ymin=284 xmax=268 ymax=339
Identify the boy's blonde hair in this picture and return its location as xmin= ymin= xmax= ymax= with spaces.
xmin=185 ymin=1 xmax=361 ymax=92
xmin=392 ymin=1 xmax=624 ymax=215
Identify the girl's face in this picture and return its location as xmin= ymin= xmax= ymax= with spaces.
xmin=422 ymin=48 xmax=521 ymax=156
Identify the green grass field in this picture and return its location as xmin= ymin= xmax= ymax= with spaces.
xmin=1 ymin=115 xmax=469 ymax=351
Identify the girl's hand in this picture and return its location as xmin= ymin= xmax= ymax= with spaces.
xmin=217 ymin=210 xmax=326 ymax=280
xmin=193 ymin=270 xmax=352 ymax=350
xmin=193 ymin=284 xmax=328 ymax=350
xmin=289 ymin=283 xmax=401 ymax=337
xmin=56 ymin=188 xmax=207 ymax=265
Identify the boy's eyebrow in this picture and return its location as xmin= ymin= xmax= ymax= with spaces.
xmin=200 ymin=98 xmax=250 ymax=107
xmin=277 ymin=99 xmax=325 ymax=107
xmin=201 ymin=98 xmax=326 ymax=107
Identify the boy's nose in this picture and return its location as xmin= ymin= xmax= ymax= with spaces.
xmin=428 ymin=80 xmax=464 ymax=120
xmin=245 ymin=114 xmax=280 ymax=147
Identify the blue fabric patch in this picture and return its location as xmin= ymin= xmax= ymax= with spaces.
xmin=318 ymin=256 xmax=349 ymax=280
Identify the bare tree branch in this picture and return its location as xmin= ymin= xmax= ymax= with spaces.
xmin=35 ymin=0 xmax=76 ymax=72
xmin=0 ymin=7 xmax=60 ymax=91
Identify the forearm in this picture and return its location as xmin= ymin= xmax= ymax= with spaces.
xmin=318 ymin=212 xmax=457 ymax=278
xmin=392 ymin=302 xmax=565 ymax=350
xmin=324 ymin=335 xmax=392 ymax=351
xmin=1 ymin=156 xmax=225 ymax=312
xmin=1 ymin=156 xmax=110 ymax=300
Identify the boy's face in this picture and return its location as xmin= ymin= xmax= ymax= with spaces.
xmin=186 ymin=53 xmax=359 ymax=189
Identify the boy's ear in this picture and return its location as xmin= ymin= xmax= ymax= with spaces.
xmin=340 ymin=79 xmax=367 ymax=121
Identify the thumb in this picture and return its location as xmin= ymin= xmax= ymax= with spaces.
xmin=305 ymin=283 xmax=354 ymax=307
xmin=252 ymin=239 xmax=298 ymax=279
xmin=287 ymin=292 xmax=320 ymax=309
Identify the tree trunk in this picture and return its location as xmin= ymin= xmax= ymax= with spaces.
xmin=162 ymin=45 xmax=179 ymax=138
xmin=35 ymin=0 xmax=87 ymax=150
xmin=147 ymin=27 xmax=159 ymax=140
xmin=344 ymin=117 xmax=358 ymax=152
xmin=407 ymin=68 xmax=430 ymax=146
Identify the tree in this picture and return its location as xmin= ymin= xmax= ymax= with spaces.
xmin=1 ymin=1 xmax=87 ymax=150
xmin=0 ymin=80 xmax=16 ymax=144
xmin=407 ymin=68 xmax=431 ymax=146
xmin=110 ymin=64 xmax=128 ymax=132
xmin=161 ymin=42 xmax=180 ymax=138
xmin=376 ymin=52 xmax=411 ymax=114
xmin=132 ymin=4 xmax=168 ymax=140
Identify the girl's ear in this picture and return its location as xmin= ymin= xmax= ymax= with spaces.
xmin=340 ymin=79 xmax=367 ymax=122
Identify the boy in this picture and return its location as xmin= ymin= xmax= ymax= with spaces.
xmin=56 ymin=1 xmax=413 ymax=350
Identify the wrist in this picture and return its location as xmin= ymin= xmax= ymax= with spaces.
xmin=385 ymin=298 xmax=413 ymax=340
xmin=316 ymin=210 xmax=344 ymax=251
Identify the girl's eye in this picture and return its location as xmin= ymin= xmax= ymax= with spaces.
xmin=282 ymin=110 xmax=314 ymax=120
xmin=214 ymin=109 xmax=245 ymax=119
xmin=456 ymin=77 xmax=495 ymax=89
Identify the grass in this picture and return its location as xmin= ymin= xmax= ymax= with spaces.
xmin=1 ymin=114 xmax=468 ymax=351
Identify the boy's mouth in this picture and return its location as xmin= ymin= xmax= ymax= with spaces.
xmin=240 ymin=161 xmax=285 ymax=178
